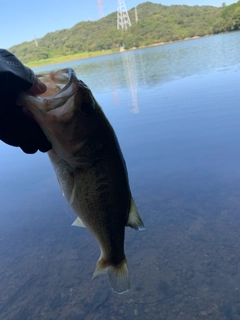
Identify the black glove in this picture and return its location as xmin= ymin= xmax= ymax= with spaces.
xmin=0 ymin=49 xmax=52 ymax=153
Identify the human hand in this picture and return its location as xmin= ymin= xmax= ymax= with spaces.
xmin=0 ymin=49 xmax=52 ymax=153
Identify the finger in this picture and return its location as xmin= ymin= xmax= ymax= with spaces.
xmin=27 ymin=78 xmax=47 ymax=95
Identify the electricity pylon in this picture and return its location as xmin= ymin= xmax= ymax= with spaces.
xmin=34 ymin=35 xmax=38 ymax=47
xmin=98 ymin=0 xmax=104 ymax=19
xmin=117 ymin=0 xmax=131 ymax=30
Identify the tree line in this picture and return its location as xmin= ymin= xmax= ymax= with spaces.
xmin=9 ymin=1 xmax=240 ymax=64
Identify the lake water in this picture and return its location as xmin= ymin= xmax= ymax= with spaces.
xmin=1 ymin=31 xmax=240 ymax=319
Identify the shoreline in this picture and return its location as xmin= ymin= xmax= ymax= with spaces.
xmin=28 ymin=33 xmax=214 ymax=69
xmin=28 ymin=50 xmax=117 ymax=69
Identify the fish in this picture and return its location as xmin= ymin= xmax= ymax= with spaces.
xmin=18 ymin=68 xmax=144 ymax=294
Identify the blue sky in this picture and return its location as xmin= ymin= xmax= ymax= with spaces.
xmin=1 ymin=0 xmax=236 ymax=49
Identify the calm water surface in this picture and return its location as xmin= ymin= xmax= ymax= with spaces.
xmin=1 ymin=32 xmax=240 ymax=319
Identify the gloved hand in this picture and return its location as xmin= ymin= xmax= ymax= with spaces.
xmin=0 ymin=49 xmax=52 ymax=153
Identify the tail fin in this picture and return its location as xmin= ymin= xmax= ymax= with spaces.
xmin=92 ymin=257 xmax=130 ymax=294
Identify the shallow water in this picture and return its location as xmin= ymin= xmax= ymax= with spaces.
xmin=1 ymin=31 xmax=240 ymax=319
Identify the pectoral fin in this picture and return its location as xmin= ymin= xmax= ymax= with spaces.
xmin=71 ymin=217 xmax=86 ymax=228
xmin=126 ymin=197 xmax=145 ymax=230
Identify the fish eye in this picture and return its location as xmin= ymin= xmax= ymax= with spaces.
xmin=81 ymin=97 xmax=95 ymax=115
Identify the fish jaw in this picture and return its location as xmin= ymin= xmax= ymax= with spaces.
xmin=18 ymin=68 xmax=78 ymax=122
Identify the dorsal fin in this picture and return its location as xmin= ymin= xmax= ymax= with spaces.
xmin=126 ymin=197 xmax=145 ymax=230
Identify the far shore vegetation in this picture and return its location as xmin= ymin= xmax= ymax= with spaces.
xmin=9 ymin=1 xmax=240 ymax=68
xmin=25 ymin=37 xmax=204 ymax=68
xmin=26 ymin=50 xmax=115 ymax=68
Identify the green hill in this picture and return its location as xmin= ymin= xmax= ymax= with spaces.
xmin=9 ymin=1 xmax=240 ymax=65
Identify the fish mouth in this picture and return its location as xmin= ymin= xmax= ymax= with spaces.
xmin=37 ymin=68 xmax=76 ymax=98
xmin=19 ymin=68 xmax=79 ymax=113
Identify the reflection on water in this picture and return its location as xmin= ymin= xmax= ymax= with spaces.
xmin=1 ymin=31 xmax=240 ymax=319
xmin=121 ymin=52 xmax=139 ymax=114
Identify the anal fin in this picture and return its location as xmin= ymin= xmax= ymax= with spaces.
xmin=126 ymin=197 xmax=145 ymax=230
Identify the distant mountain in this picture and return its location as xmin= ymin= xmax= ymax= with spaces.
xmin=9 ymin=1 xmax=240 ymax=64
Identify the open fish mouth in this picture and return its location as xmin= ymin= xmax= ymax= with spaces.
xmin=19 ymin=68 xmax=79 ymax=113
xmin=37 ymin=68 xmax=75 ymax=97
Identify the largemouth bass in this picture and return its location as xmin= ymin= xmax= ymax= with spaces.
xmin=19 ymin=68 xmax=144 ymax=294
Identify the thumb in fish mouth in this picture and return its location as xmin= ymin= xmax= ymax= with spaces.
xmin=15 ymin=77 xmax=47 ymax=107
xmin=27 ymin=77 xmax=47 ymax=96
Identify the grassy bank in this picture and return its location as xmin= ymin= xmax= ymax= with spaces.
xmin=26 ymin=49 xmax=116 ymax=68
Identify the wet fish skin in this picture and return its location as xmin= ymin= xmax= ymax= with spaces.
xmin=19 ymin=68 xmax=144 ymax=294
